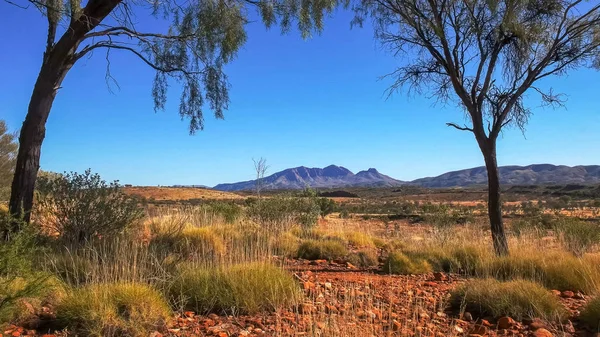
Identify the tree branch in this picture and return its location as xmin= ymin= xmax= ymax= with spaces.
xmin=446 ymin=122 xmax=473 ymax=132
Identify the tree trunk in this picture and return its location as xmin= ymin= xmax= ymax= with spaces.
xmin=7 ymin=55 xmax=72 ymax=237
xmin=479 ymin=138 xmax=509 ymax=256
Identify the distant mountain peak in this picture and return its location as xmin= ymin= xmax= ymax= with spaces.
xmin=213 ymin=165 xmax=404 ymax=191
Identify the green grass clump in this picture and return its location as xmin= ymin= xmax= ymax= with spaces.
xmin=450 ymin=279 xmax=567 ymax=321
xmin=384 ymin=251 xmax=432 ymax=275
xmin=296 ymin=239 xmax=349 ymax=261
xmin=580 ymin=296 xmax=600 ymax=330
xmin=554 ymin=218 xmax=600 ymax=256
xmin=170 ymin=263 xmax=301 ymax=315
xmin=272 ymin=231 xmax=301 ymax=257
xmin=347 ymin=249 xmax=379 ymax=268
xmin=345 ymin=232 xmax=376 ymax=248
xmin=55 ymin=283 xmax=170 ymax=337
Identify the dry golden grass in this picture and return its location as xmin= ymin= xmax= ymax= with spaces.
xmin=123 ymin=186 xmax=243 ymax=201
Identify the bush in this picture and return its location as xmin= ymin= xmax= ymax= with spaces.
xmin=203 ymin=202 xmax=243 ymax=224
xmin=580 ymin=296 xmax=600 ymax=330
xmin=170 ymin=263 xmax=301 ymax=314
xmin=553 ymin=218 xmax=600 ymax=256
xmin=55 ymin=283 xmax=170 ymax=337
xmin=36 ymin=169 xmax=144 ymax=244
xmin=316 ymin=197 xmax=336 ymax=218
xmin=384 ymin=251 xmax=432 ymax=275
xmin=296 ymin=239 xmax=349 ymax=261
xmin=450 ymin=279 xmax=566 ymax=321
xmin=247 ymin=195 xmax=320 ymax=230
xmin=347 ymin=249 xmax=379 ymax=268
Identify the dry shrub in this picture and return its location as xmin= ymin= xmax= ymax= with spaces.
xmin=450 ymin=279 xmax=567 ymax=321
xmin=55 ymin=283 xmax=170 ymax=337
xmin=170 ymin=262 xmax=301 ymax=315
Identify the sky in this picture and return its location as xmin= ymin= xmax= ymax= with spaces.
xmin=1 ymin=3 xmax=599 ymax=187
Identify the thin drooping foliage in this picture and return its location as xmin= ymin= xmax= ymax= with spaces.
xmin=354 ymin=0 xmax=600 ymax=255
xmin=5 ymin=0 xmax=345 ymax=232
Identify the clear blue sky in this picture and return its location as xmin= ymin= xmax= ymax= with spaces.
xmin=1 ymin=4 xmax=599 ymax=187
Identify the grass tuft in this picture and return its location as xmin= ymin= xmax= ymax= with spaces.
xmin=296 ymin=239 xmax=348 ymax=261
xmin=55 ymin=283 xmax=170 ymax=337
xmin=170 ymin=262 xmax=301 ymax=315
xmin=384 ymin=251 xmax=432 ymax=275
xmin=450 ymin=279 xmax=567 ymax=321
xmin=580 ymin=296 xmax=600 ymax=330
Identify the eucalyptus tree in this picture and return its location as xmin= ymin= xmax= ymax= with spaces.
xmin=354 ymin=0 xmax=600 ymax=255
xmin=4 ymin=0 xmax=343 ymax=232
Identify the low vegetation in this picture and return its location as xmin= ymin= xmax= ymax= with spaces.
xmin=2 ymin=169 xmax=600 ymax=336
xmin=55 ymin=283 xmax=171 ymax=337
xmin=296 ymin=239 xmax=349 ymax=261
xmin=450 ymin=279 xmax=567 ymax=321
xmin=580 ymin=296 xmax=600 ymax=330
xmin=170 ymin=263 xmax=301 ymax=315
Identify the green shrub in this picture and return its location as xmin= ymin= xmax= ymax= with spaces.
xmin=36 ymin=169 xmax=144 ymax=244
xmin=450 ymin=279 xmax=567 ymax=321
xmin=203 ymin=202 xmax=243 ymax=224
xmin=384 ymin=251 xmax=432 ymax=275
xmin=316 ymin=197 xmax=336 ymax=218
xmin=170 ymin=263 xmax=301 ymax=314
xmin=580 ymin=296 xmax=600 ymax=330
xmin=247 ymin=195 xmax=320 ymax=230
xmin=296 ymin=239 xmax=349 ymax=261
xmin=347 ymin=249 xmax=379 ymax=268
xmin=55 ymin=283 xmax=170 ymax=337
xmin=554 ymin=218 xmax=600 ymax=256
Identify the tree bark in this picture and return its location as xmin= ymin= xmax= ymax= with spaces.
xmin=478 ymin=136 xmax=509 ymax=256
xmin=7 ymin=62 xmax=72 ymax=236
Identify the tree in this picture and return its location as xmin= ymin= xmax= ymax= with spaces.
xmin=0 ymin=120 xmax=18 ymax=201
xmin=253 ymin=157 xmax=269 ymax=200
xmin=355 ymin=0 xmax=600 ymax=255
xmin=5 ymin=0 xmax=342 ymax=232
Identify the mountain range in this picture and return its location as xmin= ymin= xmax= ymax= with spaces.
xmin=212 ymin=164 xmax=600 ymax=191
xmin=213 ymin=165 xmax=404 ymax=191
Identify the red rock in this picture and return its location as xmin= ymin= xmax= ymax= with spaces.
xmin=184 ymin=311 xmax=195 ymax=318
xmin=11 ymin=331 xmax=21 ymax=337
xmin=533 ymin=328 xmax=553 ymax=337
xmin=550 ymin=290 xmax=561 ymax=296
xmin=498 ymin=317 xmax=516 ymax=329
xmin=469 ymin=324 xmax=488 ymax=335
xmin=561 ymin=290 xmax=575 ymax=298
xmin=529 ymin=320 xmax=546 ymax=331
xmin=423 ymin=281 xmax=437 ymax=287
xmin=433 ymin=272 xmax=448 ymax=281
xmin=346 ymin=262 xmax=358 ymax=269
xmin=481 ymin=319 xmax=493 ymax=327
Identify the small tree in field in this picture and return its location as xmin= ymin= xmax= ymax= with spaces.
xmin=5 ymin=0 xmax=343 ymax=234
xmin=253 ymin=157 xmax=269 ymax=201
xmin=355 ymin=0 xmax=600 ymax=255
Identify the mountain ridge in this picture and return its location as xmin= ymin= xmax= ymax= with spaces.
xmin=213 ymin=165 xmax=405 ymax=191
xmin=212 ymin=164 xmax=600 ymax=191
